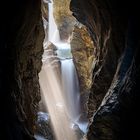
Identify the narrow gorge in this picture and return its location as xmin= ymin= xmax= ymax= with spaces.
xmin=0 ymin=0 xmax=139 ymax=140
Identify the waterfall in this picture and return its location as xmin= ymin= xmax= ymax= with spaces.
xmin=48 ymin=1 xmax=60 ymax=44
xmin=39 ymin=0 xmax=86 ymax=139
xmin=61 ymin=59 xmax=80 ymax=121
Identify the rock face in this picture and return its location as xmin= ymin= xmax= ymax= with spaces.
xmin=15 ymin=8 xmax=44 ymax=135
xmin=70 ymin=0 xmax=140 ymax=139
xmin=53 ymin=0 xmax=76 ymax=41
xmin=42 ymin=0 xmax=49 ymax=21
xmin=70 ymin=0 xmax=120 ymax=124
xmin=39 ymin=42 xmax=61 ymax=114
xmin=41 ymin=0 xmax=49 ymax=43
xmin=35 ymin=112 xmax=53 ymax=140
xmin=41 ymin=42 xmax=61 ymax=87
xmin=71 ymin=24 xmax=95 ymax=95
xmin=0 ymin=0 xmax=44 ymax=139
xmin=70 ymin=24 xmax=95 ymax=118
xmin=87 ymin=39 xmax=140 ymax=140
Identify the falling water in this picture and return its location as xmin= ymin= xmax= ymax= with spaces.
xmin=39 ymin=0 xmax=86 ymax=139
xmin=39 ymin=63 xmax=78 ymax=140
xmin=48 ymin=1 xmax=60 ymax=44
xmin=61 ymin=59 xmax=80 ymax=121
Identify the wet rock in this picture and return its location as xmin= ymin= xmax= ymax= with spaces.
xmin=35 ymin=112 xmax=53 ymax=140
xmin=39 ymin=43 xmax=61 ymax=114
xmin=42 ymin=42 xmax=61 ymax=80
xmin=72 ymin=123 xmax=84 ymax=140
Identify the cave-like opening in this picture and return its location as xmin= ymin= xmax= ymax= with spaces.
xmin=0 ymin=0 xmax=139 ymax=140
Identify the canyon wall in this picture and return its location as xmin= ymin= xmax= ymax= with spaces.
xmin=0 ymin=0 xmax=139 ymax=140
xmin=70 ymin=0 xmax=140 ymax=139
xmin=53 ymin=0 xmax=75 ymax=41
xmin=0 ymin=0 xmax=44 ymax=139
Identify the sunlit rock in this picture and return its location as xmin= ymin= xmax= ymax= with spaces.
xmin=70 ymin=24 xmax=95 ymax=124
xmin=71 ymin=25 xmax=95 ymax=95
xmin=43 ymin=42 xmax=61 ymax=85
xmin=53 ymin=0 xmax=76 ymax=41
xmin=43 ymin=43 xmax=59 ymax=66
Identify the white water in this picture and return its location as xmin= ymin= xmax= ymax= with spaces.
xmin=61 ymin=59 xmax=80 ymax=121
xmin=48 ymin=2 xmax=60 ymax=44
xmin=39 ymin=0 xmax=88 ymax=139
